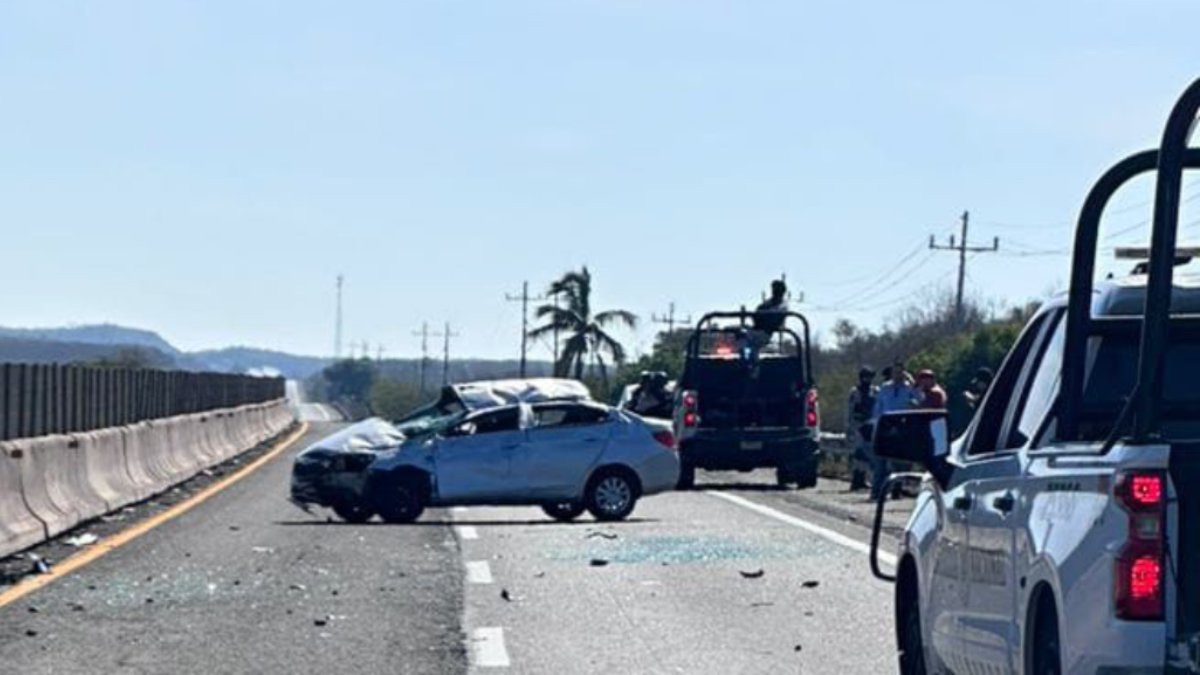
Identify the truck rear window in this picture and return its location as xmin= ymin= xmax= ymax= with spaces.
xmin=1079 ymin=336 xmax=1200 ymax=440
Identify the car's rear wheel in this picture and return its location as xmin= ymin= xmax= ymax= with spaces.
xmin=586 ymin=470 xmax=639 ymax=522
xmin=332 ymin=501 xmax=374 ymax=524
xmin=373 ymin=477 xmax=426 ymax=524
xmin=542 ymin=501 xmax=586 ymax=522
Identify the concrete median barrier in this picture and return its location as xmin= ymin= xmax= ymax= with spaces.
xmin=0 ymin=441 xmax=48 ymax=559
xmin=0 ymin=398 xmax=291 ymax=558
xmin=79 ymin=428 xmax=140 ymax=512
xmin=11 ymin=434 xmax=104 ymax=539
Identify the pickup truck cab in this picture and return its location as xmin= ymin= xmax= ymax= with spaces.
xmin=870 ymin=78 xmax=1200 ymax=675
xmin=674 ymin=310 xmax=820 ymax=489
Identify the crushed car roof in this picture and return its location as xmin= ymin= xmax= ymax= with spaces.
xmin=449 ymin=378 xmax=591 ymax=410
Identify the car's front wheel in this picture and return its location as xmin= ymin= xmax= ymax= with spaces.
xmin=542 ymin=501 xmax=586 ymax=522
xmin=332 ymin=501 xmax=374 ymax=524
xmin=586 ymin=470 xmax=639 ymax=522
xmin=373 ymin=477 xmax=426 ymax=524
xmin=898 ymin=581 xmax=926 ymax=675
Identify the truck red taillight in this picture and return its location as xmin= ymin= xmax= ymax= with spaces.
xmin=681 ymin=390 xmax=699 ymax=428
xmin=1115 ymin=471 xmax=1166 ymax=621
xmin=804 ymin=389 xmax=820 ymax=428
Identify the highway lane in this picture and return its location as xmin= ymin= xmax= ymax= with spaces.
xmin=0 ymin=422 xmax=466 ymax=675
xmin=451 ymin=472 xmax=905 ymax=674
xmin=286 ymin=379 xmax=343 ymax=423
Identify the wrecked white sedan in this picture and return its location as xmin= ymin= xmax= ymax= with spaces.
xmin=294 ymin=400 xmax=680 ymax=524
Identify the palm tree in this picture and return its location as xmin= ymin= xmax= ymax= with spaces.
xmin=529 ymin=267 xmax=637 ymax=383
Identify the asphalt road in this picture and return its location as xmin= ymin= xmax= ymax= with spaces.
xmin=0 ymin=422 xmax=466 ymax=675
xmin=452 ymin=470 xmax=903 ymax=674
xmin=0 ymin=421 xmax=911 ymax=675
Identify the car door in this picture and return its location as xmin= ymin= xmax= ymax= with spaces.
xmin=920 ymin=310 xmax=1054 ymax=674
xmin=433 ymin=406 xmax=529 ymax=503
xmin=959 ymin=310 xmax=1063 ymax=673
xmin=524 ymin=403 xmax=614 ymax=499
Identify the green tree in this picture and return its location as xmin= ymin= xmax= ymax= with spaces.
xmin=529 ymin=266 xmax=637 ymax=384
xmin=369 ymin=377 xmax=427 ymax=420
xmin=85 ymin=347 xmax=171 ymax=370
xmin=322 ymin=358 xmax=375 ymax=404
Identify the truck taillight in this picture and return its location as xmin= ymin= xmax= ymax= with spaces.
xmin=681 ymin=390 xmax=699 ymax=428
xmin=1115 ymin=471 xmax=1166 ymax=621
xmin=804 ymin=389 xmax=820 ymax=428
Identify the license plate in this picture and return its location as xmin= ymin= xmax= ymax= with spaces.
xmin=741 ymin=441 xmax=764 ymax=450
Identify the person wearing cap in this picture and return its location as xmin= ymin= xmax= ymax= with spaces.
xmin=915 ymin=369 xmax=947 ymax=409
xmin=871 ymin=359 xmax=917 ymax=499
xmin=846 ymin=366 xmax=878 ymax=491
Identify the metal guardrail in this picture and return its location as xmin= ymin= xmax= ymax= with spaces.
xmin=0 ymin=363 xmax=285 ymax=440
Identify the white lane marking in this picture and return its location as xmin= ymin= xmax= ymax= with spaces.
xmin=707 ymin=491 xmax=897 ymax=567
xmin=471 ymin=627 xmax=511 ymax=668
xmin=455 ymin=525 xmax=479 ymax=540
xmin=465 ymin=560 xmax=494 ymax=584
xmin=451 ymin=506 xmax=469 ymax=514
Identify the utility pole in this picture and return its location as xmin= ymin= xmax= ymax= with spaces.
xmin=930 ymin=210 xmax=999 ymax=323
xmin=376 ymin=344 xmax=385 ymax=362
xmin=651 ymin=302 xmax=692 ymax=336
xmin=439 ymin=322 xmax=460 ymax=387
xmin=412 ymin=322 xmax=431 ymax=394
xmin=334 ymin=274 xmax=344 ymax=359
xmin=506 ymin=281 xmax=545 ymax=378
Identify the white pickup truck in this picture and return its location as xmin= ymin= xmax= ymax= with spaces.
xmin=869 ymin=78 xmax=1200 ymax=675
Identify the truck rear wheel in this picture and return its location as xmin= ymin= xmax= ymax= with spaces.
xmin=775 ymin=466 xmax=797 ymax=488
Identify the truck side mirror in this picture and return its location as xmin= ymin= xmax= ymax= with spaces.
xmin=873 ymin=410 xmax=950 ymax=469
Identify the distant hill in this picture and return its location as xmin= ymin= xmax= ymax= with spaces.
xmin=0 ymin=324 xmax=179 ymax=356
xmin=0 ymin=324 xmax=328 ymax=379
xmin=186 ymin=347 xmax=330 ymax=380
xmin=0 ymin=336 xmax=176 ymax=369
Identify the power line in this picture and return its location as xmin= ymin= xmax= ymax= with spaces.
xmin=437 ymin=322 xmax=460 ymax=387
xmin=412 ymin=322 xmax=432 ymax=394
xmin=651 ymin=302 xmax=693 ymax=335
xmin=928 ymin=210 xmax=999 ymax=323
xmin=817 ymin=241 xmax=930 ymax=309
xmin=815 ymin=248 xmax=937 ymax=311
xmin=505 ymin=281 xmax=545 ymax=378
xmin=333 ymin=274 xmax=344 ymax=359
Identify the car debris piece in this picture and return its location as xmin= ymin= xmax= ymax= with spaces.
xmin=589 ymin=558 xmax=610 ymax=567
xmin=30 ymin=556 xmax=51 ymax=575
xmin=586 ymin=531 xmax=619 ymax=540
xmin=288 ymin=583 xmax=307 ymax=592
xmin=739 ymin=569 xmax=765 ymax=579
xmin=313 ymin=618 xmax=327 ymax=627
xmin=27 ymin=606 xmax=38 ymax=614
xmin=251 ymin=546 xmax=274 ymax=554
xmin=24 ymin=629 xmax=37 ymax=637
xmin=228 ymin=525 xmax=241 ymax=531
xmin=500 ymin=589 xmax=512 ymax=602
xmin=801 ymin=580 xmax=819 ymax=589
xmin=69 ymin=604 xmax=85 ymax=612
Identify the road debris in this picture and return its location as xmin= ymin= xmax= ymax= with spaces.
xmin=586 ymin=531 xmax=619 ymax=540
xmin=289 ymin=583 xmax=307 ymax=592
xmin=589 ymin=558 xmax=610 ymax=567
xmin=251 ymin=546 xmax=275 ymax=554
xmin=30 ymin=556 xmax=51 ymax=575
xmin=739 ymin=569 xmax=765 ymax=579
xmin=24 ymin=629 xmax=37 ymax=638
xmin=313 ymin=618 xmax=328 ymax=627
xmin=500 ymin=589 xmax=512 ymax=602
xmin=27 ymin=606 xmax=39 ymax=614
xmin=801 ymin=580 xmax=820 ymax=589
xmin=228 ymin=525 xmax=241 ymax=532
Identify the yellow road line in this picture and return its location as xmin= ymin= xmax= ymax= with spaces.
xmin=0 ymin=421 xmax=310 ymax=609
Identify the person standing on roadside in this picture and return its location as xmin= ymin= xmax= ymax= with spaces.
xmin=871 ymin=359 xmax=918 ymax=500
xmin=963 ymin=367 xmax=993 ymax=410
xmin=846 ymin=366 xmax=878 ymax=491
xmin=915 ymin=369 xmax=947 ymax=409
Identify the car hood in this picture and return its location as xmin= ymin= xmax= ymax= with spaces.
xmin=296 ymin=417 xmax=406 ymax=461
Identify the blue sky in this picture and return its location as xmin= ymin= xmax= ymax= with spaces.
xmin=1 ymin=1 xmax=1198 ymax=360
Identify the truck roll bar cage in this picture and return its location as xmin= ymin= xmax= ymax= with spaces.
xmin=685 ymin=310 xmax=814 ymax=384
xmin=1059 ymin=77 xmax=1200 ymax=443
